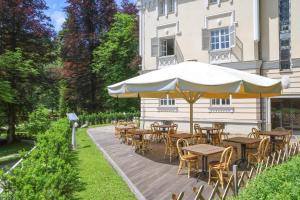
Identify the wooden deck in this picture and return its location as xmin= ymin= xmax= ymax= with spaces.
xmin=88 ymin=126 xmax=222 ymax=200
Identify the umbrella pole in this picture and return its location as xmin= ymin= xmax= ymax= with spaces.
xmin=189 ymin=102 xmax=193 ymax=134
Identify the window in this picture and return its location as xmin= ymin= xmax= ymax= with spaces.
xmin=209 ymin=0 xmax=218 ymax=4
xmin=167 ymin=0 xmax=175 ymax=13
xmin=279 ymin=0 xmax=291 ymax=70
xmin=211 ymin=98 xmax=231 ymax=106
xmin=160 ymin=98 xmax=175 ymax=106
xmin=160 ymin=38 xmax=175 ymax=57
xmin=210 ymin=28 xmax=230 ymax=50
xmin=158 ymin=0 xmax=165 ymax=15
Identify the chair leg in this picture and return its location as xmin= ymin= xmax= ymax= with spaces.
xmin=177 ymin=160 xmax=183 ymax=175
xmin=208 ymin=167 xmax=212 ymax=185
xmin=188 ymin=162 xmax=191 ymax=178
xmin=219 ymin=170 xmax=224 ymax=189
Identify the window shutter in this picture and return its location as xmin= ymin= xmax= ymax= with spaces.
xmin=151 ymin=37 xmax=159 ymax=57
xmin=229 ymin=25 xmax=236 ymax=48
xmin=202 ymin=28 xmax=210 ymax=50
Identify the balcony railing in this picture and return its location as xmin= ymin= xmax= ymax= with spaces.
xmin=158 ymin=55 xmax=177 ymax=68
xmin=209 ymin=49 xmax=232 ymax=64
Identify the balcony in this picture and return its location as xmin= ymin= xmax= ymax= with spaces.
xmin=158 ymin=55 xmax=177 ymax=68
xmin=209 ymin=49 xmax=232 ymax=64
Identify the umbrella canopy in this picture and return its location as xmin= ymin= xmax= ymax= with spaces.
xmin=108 ymin=61 xmax=282 ymax=133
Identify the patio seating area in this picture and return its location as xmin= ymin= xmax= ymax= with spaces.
xmin=89 ymin=121 xmax=297 ymax=200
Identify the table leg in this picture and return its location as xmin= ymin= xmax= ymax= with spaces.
xmin=271 ymin=136 xmax=275 ymax=152
xmin=235 ymin=144 xmax=248 ymax=169
xmin=197 ymin=156 xmax=208 ymax=182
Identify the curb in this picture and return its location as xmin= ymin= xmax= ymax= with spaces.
xmin=87 ymin=128 xmax=146 ymax=200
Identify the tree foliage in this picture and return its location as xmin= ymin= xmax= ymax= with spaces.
xmin=0 ymin=0 xmax=55 ymax=143
xmin=92 ymin=13 xmax=140 ymax=112
xmin=61 ymin=0 xmax=117 ymax=113
xmin=0 ymin=49 xmax=37 ymax=142
xmin=25 ymin=105 xmax=51 ymax=138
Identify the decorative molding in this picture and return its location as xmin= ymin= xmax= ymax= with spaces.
xmin=204 ymin=11 xmax=235 ymax=29
xmin=220 ymin=60 xmax=262 ymax=70
xmin=157 ymin=107 xmax=178 ymax=112
xmin=208 ymin=107 xmax=234 ymax=113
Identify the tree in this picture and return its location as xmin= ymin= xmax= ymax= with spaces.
xmin=0 ymin=49 xmax=37 ymax=143
xmin=0 ymin=0 xmax=54 ymax=63
xmin=0 ymin=0 xmax=54 ymax=143
xmin=92 ymin=13 xmax=140 ymax=112
xmin=120 ymin=0 xmax=138 ymax=15
xmin=61 ymin=0 xmax=117 ymax=113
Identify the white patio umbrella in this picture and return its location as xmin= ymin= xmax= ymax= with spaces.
xmin=108 ymin=61 xmax=282 ymax=133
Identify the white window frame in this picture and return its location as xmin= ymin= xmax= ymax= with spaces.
xmin=210 ymin=27 xmax=230 ymax=51
xmin=159 ymin=37 xmax=175 ymax=57
xmin=159 ymin=98 xmax=176 ymax=106
xmin=210 ymin=97 xmax=231 ymax=107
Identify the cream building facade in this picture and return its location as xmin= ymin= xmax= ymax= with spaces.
xmin=137 ymin=0 xmax=300 ymax=134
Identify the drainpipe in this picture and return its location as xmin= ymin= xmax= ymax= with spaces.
xmin=254 ymin=0 xmax=264 ymax=130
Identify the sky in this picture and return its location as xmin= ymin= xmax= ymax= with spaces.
xmin=45 ymin=0 xmax=67 ymax=32
xmin=45 ymin=0 xmax=126 ymax=32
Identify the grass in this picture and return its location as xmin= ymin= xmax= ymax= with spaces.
xmin=76 ymin=125 xmax=136 ymax=200
xmin=0 ymin=141 xmax=33 ymax=158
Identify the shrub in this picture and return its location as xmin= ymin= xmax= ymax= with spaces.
xmin=25 ymin=105 xmax=51 ymax=138
xmin=0 ymin=119 xmax=82 ymax=200
xmin=232 ymin=155 xmax=300 ymax=200
xmin=78 ymin=112 xmax=140 ymax=126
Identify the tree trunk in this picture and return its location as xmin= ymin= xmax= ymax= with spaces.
xmin=7 ymin=104 xmax=16 ymax=144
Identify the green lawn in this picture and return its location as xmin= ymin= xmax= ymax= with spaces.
xmin=76 ymin=125 xmax=136 ymax=200
xmin=0 ymin=141 xmax=33 ymax=158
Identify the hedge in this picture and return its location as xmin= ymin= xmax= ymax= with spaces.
xmin=0 ymin=119 xmax=82 ymax=200
xmin=232 ymin=155 xmax=300 ymax=200
xmin=78 ymin=112 xmax=140 ymax=125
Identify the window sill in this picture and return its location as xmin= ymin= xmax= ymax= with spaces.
xmin=208 ymin=107 xmax=234 ymax=113
xmin=279 ymin=69 xmax=293 ymax=74
xmin=159 ymin=55 xmax=175 ymax=58
xmin=209 ymin=48 xmax=231 ymax=53
xmin=157 ymin=107 xmax=178 ymax=112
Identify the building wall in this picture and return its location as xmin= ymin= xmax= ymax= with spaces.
xmin=139 ymin=0 xmax=300 ymax=134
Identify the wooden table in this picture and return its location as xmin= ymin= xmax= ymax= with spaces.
xmin=169 ymin=133 xmax=193 ymax=139
xmin=183 ymin=144 xmax=225 ymax=180
xmin=223 ymin=137 xmax=261 ymax=167
xmin=200 ymin=127 xmax=220 ymax=143
xmin=259 ymin=131 xmax=289 ymax=152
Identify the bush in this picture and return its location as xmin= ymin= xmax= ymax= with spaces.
xmin=0 ymin=119 xmax=82 ymax=200
xmin=78 ymin=112 xmax=140 ymax=126
xmin=25 ymin=105 xmax=51 ymax=138
xmin=232 ymin=155 xmax=300 ymax=200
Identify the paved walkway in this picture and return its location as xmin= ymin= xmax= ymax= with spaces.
xmin=88 ymin=126 xmax=216 ymax=200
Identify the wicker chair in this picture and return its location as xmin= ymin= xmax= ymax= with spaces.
xmin=275 ymin=130 xmax=292 ymax=151
xmin=164 ymin=134 xmax=178 ymax=163
xmin=208 ymin=146 xmax=233 ymax=188
xmin=133 ymin=132 xmax=151 ymax=155
xmin=247 ymin=137 xmax=269 ymax=167
xmin=246 ymin=128 xmax=261 ymax=153
xmin=151 ymin=122 xmax=162 ymax=142
xmin=177 ymin=139 xmax=199 ymax=178
xmin=193 ymin=124 xmax=207 ymax=144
